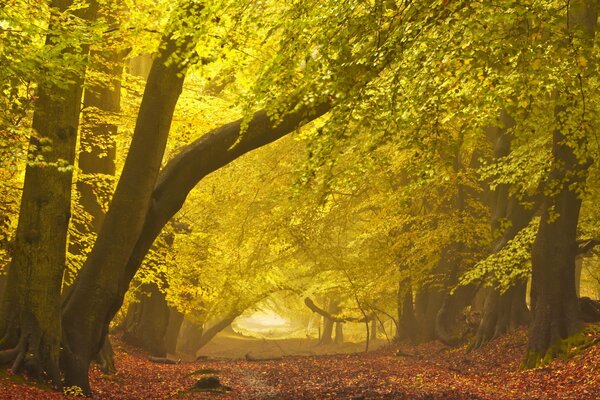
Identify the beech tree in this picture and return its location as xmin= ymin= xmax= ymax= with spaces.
xmin=3 ymin=0 xmax=600 ymax=395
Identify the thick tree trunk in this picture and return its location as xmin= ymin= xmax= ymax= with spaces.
xmin=474 ymin=282 xmax=529 ymax=348
xmin=321 ymin=318 xmax=334 ymax=345
xmin=524 ymin=0 xmax=596 ymax=368
xmin=435 ymin=284 xmax=477 ymax=346
xmin=122 ymin=283 xmax=170 ymax=357
xmin=60 ymin=4 xmax=203 ymax=393
xmin=0 ymin=0 xmax=95 ymax=386
xmin=525 ymin=129 xmax=588 ymax=366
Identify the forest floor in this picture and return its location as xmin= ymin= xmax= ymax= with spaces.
xmin=1 ymin=325 xmax=600 ymax=399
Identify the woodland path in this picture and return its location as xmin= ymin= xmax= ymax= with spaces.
xmin=0 ymin=328 xmax=599 ymax=399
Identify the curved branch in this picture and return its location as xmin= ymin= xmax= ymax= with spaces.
xmin=304 ymin=298 xmax=373 ymax=323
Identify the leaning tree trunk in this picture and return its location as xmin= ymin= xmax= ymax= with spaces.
xmin=0 ymin=0 xmax=95 ymax=386
xmin=524 ymin=0 xmax=596 ymax=368
xmin=194 ymin=316 xmax=238 ymax=354
xmin=63 ymin=6 xmax=332 ymax=393
xmin=60 ymin=3 xmax=203 ymax=393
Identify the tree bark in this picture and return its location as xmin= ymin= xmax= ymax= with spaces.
xmin=122 ymin=283 xmax=170 ymax=357
xmin=0 ymin=0 xmax=96 ymax=386
xmin=165 ymin=307 xmax=184 ymax=355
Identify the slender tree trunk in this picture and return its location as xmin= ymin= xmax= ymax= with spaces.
xmin=0 ymin=0 xmax=96 ymax=386
xmin=524 ymin=0 xmax=596 ymax=367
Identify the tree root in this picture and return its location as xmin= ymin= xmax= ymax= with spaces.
xmin=0 ymin=329 xmax=62 ymax=389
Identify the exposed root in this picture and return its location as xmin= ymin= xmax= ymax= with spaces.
xmin=0 ymin=328 xmax=62 ymax=389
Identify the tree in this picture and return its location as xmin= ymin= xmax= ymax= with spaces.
xmin=524 ymin=0 xmax=598 ymax=367
xmin=0 ymin=0 xmax=98 ymax=386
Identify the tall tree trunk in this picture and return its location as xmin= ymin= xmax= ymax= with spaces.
xmin=60 ymin=3 xmax=203 ymax=393
xmin=525 ymin=127 xmax=586 ymax=366
xmin=370 ymin=319 xmax=377 ymax=341
xmin=525 ymin=0 xmax=596 ymax=367
xmin=0 ymin=0 xmax=95 ymax=386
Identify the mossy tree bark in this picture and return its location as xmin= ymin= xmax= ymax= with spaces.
xmin=0 ymin=0 xmax=96 ymax=386
xmin=525 ymin=0 xmax=597 ymax=368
